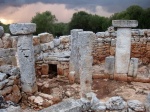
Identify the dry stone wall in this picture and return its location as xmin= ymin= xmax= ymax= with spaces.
xmin=93 ymin=29 xmax=150 ymax=65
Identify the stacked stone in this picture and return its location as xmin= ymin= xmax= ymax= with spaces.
xmin=93 ymin=27 xmax=116 ymax=65
xmin=93 ymin=28 xmax=150 ymax=65
xmin=0 ymin=65 xmax=21 ymax=104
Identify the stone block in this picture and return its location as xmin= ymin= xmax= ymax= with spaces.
xmin=110 ymin=47 xmax=115 ymax=56
xmin=60 ymin=36 xmax=70 ymax=43
xmin=0 ymin=72 xmax=7 ymax=81
xmin=111 ymin=38 xmax=116 ymax=46
xmin=0 ymin=38 xmax=4 ymax=48
xmin=9 ymin=23 xmax=36 ymax=35
xmin=0 ymin=48 xmax=16 ymax=58
xmin=146 ymin=42 xmax=150 ymax=51
xmin=33 ymin=36 xmax=40 ymax=45
xmin=0 ymin=26 xmax=4 ymax=38
xmin=128 ymin=58 xmax=138 ymax=77
xmin=147 ymin=29 xmax=150 ymax=37
xmin=53 ymin=39 xmax=60 ymax=47
xmin=112 ymin=20 xmax=138 ymax=28
xmin=38 ymin=33 xmax=54 ymax=43
xmin=41 ymin=64 xmax=49 ymax=75
xmin=11 ymin=36 xmax=18 ymax=48
xmin=96 ymin=32 xmax=105 ymax=38
xmin=104 ymin=56 xmax=115 ymax=75
xmin=2 ymin=33 xmax=12 ymax=48
xmin=34 ymin=45 xmax=41 ymax=54
xmin=145 ymin=93 xmax=150 ymax=112
xmin=39 ymin=99 xmax=83 ymax=112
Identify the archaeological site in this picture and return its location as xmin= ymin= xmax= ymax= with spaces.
xmin=0 ymin=20 xmax=150 ymax=112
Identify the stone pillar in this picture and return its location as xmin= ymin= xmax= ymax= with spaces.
xmin=9 ymin=23 xmax=37 ymax=93
xmin=112 ymin=20 xmax=138 ymax=80
xmin=78 ymin=31 xmax=95 ymax=97
xmin=69 ymin=29 xmax=83 ymax=82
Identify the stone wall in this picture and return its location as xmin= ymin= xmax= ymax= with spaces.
xmin=93 ymin=29 xmax=150 ymax=65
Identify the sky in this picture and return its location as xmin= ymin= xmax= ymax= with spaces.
xmin=0 ymin=0 xmax=149 ymax=24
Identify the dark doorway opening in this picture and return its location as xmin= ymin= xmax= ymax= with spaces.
xmin=49 ymin=64 xmax=57 ymax=79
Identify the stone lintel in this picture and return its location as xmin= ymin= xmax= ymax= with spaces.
xmin=112 ymin=20 xmax=138 ymax=28
xmin=9 ymin=23 xmax=36 ymax=35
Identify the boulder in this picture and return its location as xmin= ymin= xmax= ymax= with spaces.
xmin=0 ymin=26 xmax=4 ymax=38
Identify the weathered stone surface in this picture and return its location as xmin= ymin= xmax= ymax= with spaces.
xmin=96 ymin=32 xmax=105 ymax=38
xmin=106 ymin=96 xmax=127 ymax=110
xmin=115 ymin=28 xmax=131 ymax=74
xmin=111 ymin=39 xmax=116 ymax=47
xmin=60 ymin=36 xmax=70 ymax=43
xmin=69 ymin=29 xmax=84 ymax=82
xmin=128 ymin=58 xmax=138 ymax=77
xmin=41 ymin=64 xmax=49 ymax=75
xmin=34 ymin=45 xmax=41 ymax=54
xmin=0 ymin=72 xmax=7 ymax=81
xmin=0 ymin=65 xmax=20 ymax=76
xmin=39 ymin=99 xmax=83 ymax=112
xmin=78 ymin=31 xmax=95 ymax=97
xmin=0 ymin=26 xmax=4 ymax=38
xmin=145 ymin=93 xmax=150 ymax=112
xmin=0 ymin=38 xmax=4 ymax=48
xmin=68 ymin=71 xmax=75 ymax=84
xmin=11 ymin=36 xmax=18 ymax=48
xmin=53 ymin=39 xmax=60 ymax=47
xmin=38 ymin=33 xmax=53 ymax=43
xmin=33 ymin=36 xmax=40 ymax=45
xmin=2 ymin=33 xmax=12 ymax=48
xmin=0 ymin=48 xmax=16 ymax=58
xmin=112 ymin=20 xmax=138 ymax=28
xmin=0 ymin=79 xmax=8 ymax=90
xmin=104 ymin=56 xmax=115 ymax=75
xmin=127 ymin=100 xmax=145 ymax=112
xmin=17 ymin=35 xmax=37 ymax=93
xmin=9 ymin=23 xmax=36 ymax=35
xmin=0 ymin=86 xmax=12 ymax=96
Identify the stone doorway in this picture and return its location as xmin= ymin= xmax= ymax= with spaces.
xmin=49 ymin=64 xmax=57 ymax=78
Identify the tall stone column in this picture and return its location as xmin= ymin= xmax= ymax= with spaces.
xmin=9 ymin=23 xmax=37 ymax=93
xmin=69 ymin=29 xmax=83 ymax=82
xmin=112 ymin=20 xmax=138 ymax=80
xmin=78 ymin=31 xmax=95 ymax=97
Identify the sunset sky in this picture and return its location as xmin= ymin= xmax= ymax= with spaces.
xmin=0 ymin=0 xmax=149 ymax=24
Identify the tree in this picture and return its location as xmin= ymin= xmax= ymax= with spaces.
xmin=31 ymin=11 xmax=57 ymax=34
xmin=69 ymin=11 xmax=109 ymax=32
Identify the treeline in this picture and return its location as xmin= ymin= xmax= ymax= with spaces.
xmin=1 ymin=5 xmax=150 ymax=36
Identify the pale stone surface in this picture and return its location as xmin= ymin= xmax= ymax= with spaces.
xmin=2 ymin=33 xmax=12 ymax=48
xmin=53 ymin=39 xmax=60 ymax=46
xmin=145 ymin=93 xmax=150 ymax=112
xmin=17 ymin=35 xmax=37 ymax=93
xmin=128 ymin=58 xmax=138 ymax=77
xmin=78 ymin=31 xmax=95 ymax=97
xmin=9 ymin=23 xmax=36 ymax=35
xmin=106 ymin=96 xmax=127 ymax=110
xmin=112 ymin=20 xmax=138 ymax=28
xmin=33 ymin=36 xmax=40 ymax=45
xmin=39 ymin=99 xmax=83 ymax=112
xmin=115 ymin=28 xmax=131 ymax=74
xmin=38 ymin=33 xmax=53 ymax=43
xmin=0 ymin=48 xmax=16 ymax=58
xmin=104 ymin=56 xmax=115 ymax=75
xmin=69 ymin=29 xmax=83 ymax=82
xmin=0 ymin=72 xmax=7 ymax=81
xmin=127 ymin=100 xmax=145 ymax=112
xmin=0 ymin=38 xmax=4 ymax=48
xmin=0 ymin=26 xmax=4 ymax=38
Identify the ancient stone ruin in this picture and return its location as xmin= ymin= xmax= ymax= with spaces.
xmin=0 ymin=20 xmax=150 ymax=112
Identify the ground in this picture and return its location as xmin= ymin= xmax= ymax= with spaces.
xmin=22 ymin=78 xmax=150 ymax=112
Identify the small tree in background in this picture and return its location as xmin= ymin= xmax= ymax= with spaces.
xmin=31 ymin=11 xmax=57 ymax=35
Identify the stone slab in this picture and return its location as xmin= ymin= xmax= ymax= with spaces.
xmin=128 ymin=58 xmax=138 ymax=77
xmin=9 ymin=23 xmax=36 ymax=35
xmin=104 ymin=56 xmax=115 ymax=75
xmin=112 ymin=20 xmax=138 ymax=28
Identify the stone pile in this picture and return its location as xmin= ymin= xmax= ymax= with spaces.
xmin=39 ymin=92 xmax=148 ymax=112
xmin=0 ymin=65 xmax=21 ymax=104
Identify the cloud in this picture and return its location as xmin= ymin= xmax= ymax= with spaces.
xmin=0 ymin=0 xmax=150 ymax=13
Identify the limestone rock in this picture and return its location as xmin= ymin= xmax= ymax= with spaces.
xmin=41 ymin=64 xmax=49 ymax=75
xmin=60 ymin=36 xmax=70 ymax=43
xmin=9 ymin=23 xmax=36 ymax=35
xmin=0 ymin=38 xmax=4 ymax=48
xmin=2 ymin=33 xmax=12 ymax=48
xmin=127 ymin=100 xmax=145 ymax=112
xmin=112 ymin=20 xmax=138 ymax=28
xmin=128 ymin=58 xmax=138 ymax=77
xmin=0 ymin=79 xmax=8 ymax=90
xmin=0 ymin=26 xmax=4 ymax=38
xmin=145 ymin=93 xmax=150 ymax=112
xmin=0 ymin=48 xmax=16 ymax=58
xmin=33 ymin=36 xmax=40 ymax=45
xmin=0 ymin=72 xmax=7 ymax=81
xmin=0 ymin=86 xmax=13 ymax=96
xmin=53 ymin=39 xmax=60 ymax=47
xmin=38 ymin=33 xmax=53 ymax=43
xmin=34 ymin=96 xmax=44 ymax=106
xmin=106 ymin=96 xmax=127 ymax=110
